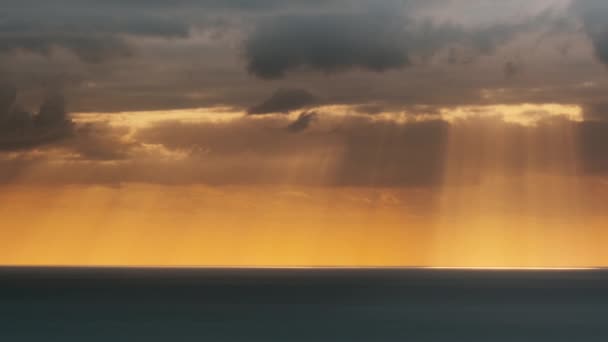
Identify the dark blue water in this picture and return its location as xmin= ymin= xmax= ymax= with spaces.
xmin=1 ymin=267 xmax=607 ymax=341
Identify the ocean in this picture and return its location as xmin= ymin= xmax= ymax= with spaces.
xmin=1 ymin=267 xmax=607 ymax=341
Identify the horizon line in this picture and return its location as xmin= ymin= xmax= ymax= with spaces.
xmin=0 ymin=265 xmax=603 ymax=271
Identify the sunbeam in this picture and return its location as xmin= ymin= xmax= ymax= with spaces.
xmin=434 ymin=105 xmax=592 ymax=267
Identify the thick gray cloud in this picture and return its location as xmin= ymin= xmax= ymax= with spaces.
xmin=248 ymin=88 xmax=316 ymax=115
xmin=0 ymin=2 xmax=193 ymax=63
xmin=0 ymin=0 xmax=601 ymax=114
xmin=572 ymin=0 xmax=608 ymax=65
xmin=243 ymin=3 xmax=562 ymax=79
xmin=0 ymin=85 xmax=73 ymax=150
xmin=245 ymin=12 xmax=411 ymax=79
xmin=0 ymin=0 xmax=339 ymax=63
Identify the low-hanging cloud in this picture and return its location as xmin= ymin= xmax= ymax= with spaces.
xmin=131 ymin=115 xmax=450 ymax=187
xmin=248 ymin=88 xmax=316 ymax=115
xmin=286 ymin=111 xmax=318 ymax=133
xmin=0 ymin=84 xmax=73 ymax=150
xmin=2 ymin=113 xmax=608 ymax=187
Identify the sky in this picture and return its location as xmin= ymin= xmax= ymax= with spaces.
xmin=1 ymin=0 xmax=608 ymax=267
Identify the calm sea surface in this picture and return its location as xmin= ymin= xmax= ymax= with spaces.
xmin=1 ymin=267 xmax=607 ymax=341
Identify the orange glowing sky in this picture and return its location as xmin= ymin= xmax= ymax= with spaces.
xmin=0 ymin=180 xmax=606 ymax=267
xmin=1 ymin=105 xmax=607 ymax=267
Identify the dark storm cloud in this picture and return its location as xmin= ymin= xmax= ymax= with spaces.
xmin=0 ymin=85 xmax=73 ymax=150
xmin=243 ymin=5 xmax=567 ymax=79
xmin=248 ymin=89 xmax=316 ymax=115
xmin=0 ymin=0 xmax=591 ymax=113
xmin=0 ymin=0 xmax=282 ymax=64
xmin=245 ymin=13 xmax=411 ymax=79
xmin=572 ymin=0 xmax=608 ymax=66
xmin=286 ymin=111 xmax=318 ymax=133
